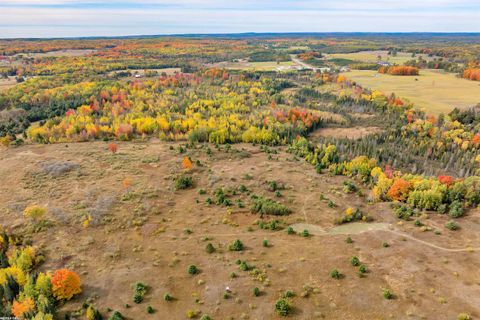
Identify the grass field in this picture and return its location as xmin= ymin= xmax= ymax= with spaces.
xmin=343 ymin=69 xmax=480 ymax=114
xmin=327 ymin=50 xmax=434 ymax=65
xmin=210 ymin=60 xmax=297 ymax=71
xmin=0 ymin=77 xmax=17 ymax=91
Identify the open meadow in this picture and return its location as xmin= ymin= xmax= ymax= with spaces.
xmin=342 ymin=69 xmax=480 ymax=114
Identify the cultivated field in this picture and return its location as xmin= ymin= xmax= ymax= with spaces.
xmin=343 ymin=69 xmax=480 ymax=114
xmin=13 ymin=49 xmax=97 ymax=58
xmin=1 ymin=141 xmax=479 ymax=319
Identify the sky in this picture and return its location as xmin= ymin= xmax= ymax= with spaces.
xmin=0 ymin=0 xmax=479 ymax=38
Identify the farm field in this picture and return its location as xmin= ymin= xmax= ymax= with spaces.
xmin=0 ymin=77 xmax=17 ymax=91
xmin=327 ymin=50 xmax=436 ymax=65
xmin=342 ymin=69 xmax=480 ymax=114
xmin=0 ymin=141 xmax=479 ymax=319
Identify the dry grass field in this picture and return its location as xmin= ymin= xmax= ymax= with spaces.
xmin=0 ymin=140 xmax=479 ymax=319
xmin=327 ymin=50 xmax=435 ymax=65
xmin=0 ymin=77 xmax=17 ymax=91
xmin=343 ymin=69 xmax=480 ymax=115
xmin=209 ymin=61 xmax=297 ymax=71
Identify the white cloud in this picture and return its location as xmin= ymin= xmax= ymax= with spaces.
xmin=0 ymin=1 xmax=479 ymax=37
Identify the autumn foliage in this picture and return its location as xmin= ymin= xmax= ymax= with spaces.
xmin=182 ymin=157 xmax=193 ymax=170
xmin=12 ymin=298 xmax=35 ymax=318
xmin=387 ymin=178 xmax=412 ymax=201
xmin=463 ymin=68 xmax=480 ymax=81
xmin=51 ymin=269 xmax=82 ymax=300
xmin=379 ymin=66 xmax=419 ymax=76
xmin=108 ymin=142 xmax=118 ymax=154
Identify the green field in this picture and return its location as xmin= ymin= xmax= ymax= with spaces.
xmin=344 ymin=69 xmax=480 ymax=114
xmin=328 ymin=50 xmax=433 ymax=65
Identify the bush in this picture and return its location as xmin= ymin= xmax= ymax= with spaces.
xmin=164 ymin=293 xmax=173 ymax=301
xmin=350 ymin=256 xmax=360 ymax=266
xmin=200 ymin=315 xmax=212 ymax=320
xmin=51 ymin=269 xmax=82 ymax=301
xmin=188 ymin=265 xmax=199 ymax=275
xmin=283 ymin=290 xmax=295 ymax=298
xmin=343 ymin=181 xmax=358 ymax=193
xmin=175 ymin=175 xmax=193 ymax=190
xmin=229 ymin=239 xmax=244 ymax=251
xmin=457 ymin=313 xmax=471 ymax=320
xmin=330 ymin=269 xmax=341 ymax=279
xmin=251 ymin=196 xmax=291 ymax=216
xmin=445 ymin=220 xmax=459 ymax=230
xmin=393 ymin=204 xmax=414 ymax=220
xmin=275 ymin=299 xmax=291 ymax=316
xmin=300 ymin=229 xmax=310 ymax=237
xmin=383 ymin=289 xmax=393 ymax=299
xmin=108 ymin=311 xmax=124 ymax=320
xmin=205 ymin=243 xmax=215 ymax=254
xmin=23 ymin=205 xmax=47 ymax=221
xmin=287 ymin=227 xmax=295 ymax=235
xmin=133 ymin=282 xmax=147 ymax=303
xmin=358 ymin=264 xmax=367 ymax=274
xmin=449 ymin=201 xmax=464 ymax=218
xmin=346 ymin=237 xmax=353 ymax=243
xmin=146 ymin=305 xmax=154 ymax=314
xmin=262 ymin=239 xmax=269 ymax=247
xmin=253 ymin=287 xmax=260 ymax=297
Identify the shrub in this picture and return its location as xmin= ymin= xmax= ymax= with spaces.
xmin=200 ymin=315 xmax=212 ymax=320
xmin=445 ymin=220 xmax=459 ymax=231
xmin=346 ymin=237 xmax=353 ymax=243
xmin=350 ymin=256 xmax=360 ymax=266
xmin=188 ymin=265 xmax=199 ymax=275
xmin=182 ymin=157 xmax=193 ymax=170
xmin=251 ymin=196 xmax=291 ymax=216
xmin=262 ymin=239 xmax=269 ymax=247
xmin=275 ymin=299 xmax=291 ymax=316
xmin=108 ymin=312 xmax=124 ymax=320
xmin=382 ymin=242 xmax=390 ymax=247
xmin=330 ymin=269 xmax=341 ymax=279
xmin=174 ymin=175 xmax=193 ymax=190
xmin=108 ymin=143 xmax=118 ymax=154
xmin=86 ymin=305 xmax=103 ymax=320
xmin=300 ymin=229 xmax=310 ymax=237
xmin=146 ymin=305 xmax=154 ymax=314
xmin=23 ymin=205 xmax=47 ymax=221
xmin=283 ymin=290 xmax=295 ymax=298
xmin=229 ymin=239 xmax=244 ymax=251
xmin=383 ymin=289 xmax=393 ymax=299
xmin=205 ymin=243 xmax=215 ymax=254
xmin=287 ymin=227 xmax=295 ymax=235
xmin=449 ymin=201 xmax=464 ymax=218
xmin=343 ymin=181 xmax=358 ymax=193
xmin=457 ymin=313 xmax=471 ymax=320
xmin=359 ymin=264 xmax=367 ymax=274
xmin=253 ymin=287 xmax=260 ymax=297
xmin=51 ymin=269 xmax=82 ymax=301
xmin=164 ymin=293 xmax=173 ymax=301
xmin=394 ymin=204 xmax=414 ymax=220
xmin=133 ymin=282 xmax=147 ymax=303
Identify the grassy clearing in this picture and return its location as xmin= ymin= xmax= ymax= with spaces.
xmin=211 ymin=60 xmax=297 ymax=71
xmin=344 ymin=69 xmax=480 ymax=115
xmin=327 ymin=50 xmax=434 ymax=65
xmin=0 ymin=77 xmax=17 ymax=91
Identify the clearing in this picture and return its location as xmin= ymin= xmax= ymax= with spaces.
xmin=343 ymin=69 xmax=480 ymax=115
xmin=0 ymin=141 xmax=479 ymax=319
xmin=326 ymin=50 xmax=436 ymax=65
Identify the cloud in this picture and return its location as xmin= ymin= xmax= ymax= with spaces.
xmin=0 ymin=1 xmax=479 ymax=38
